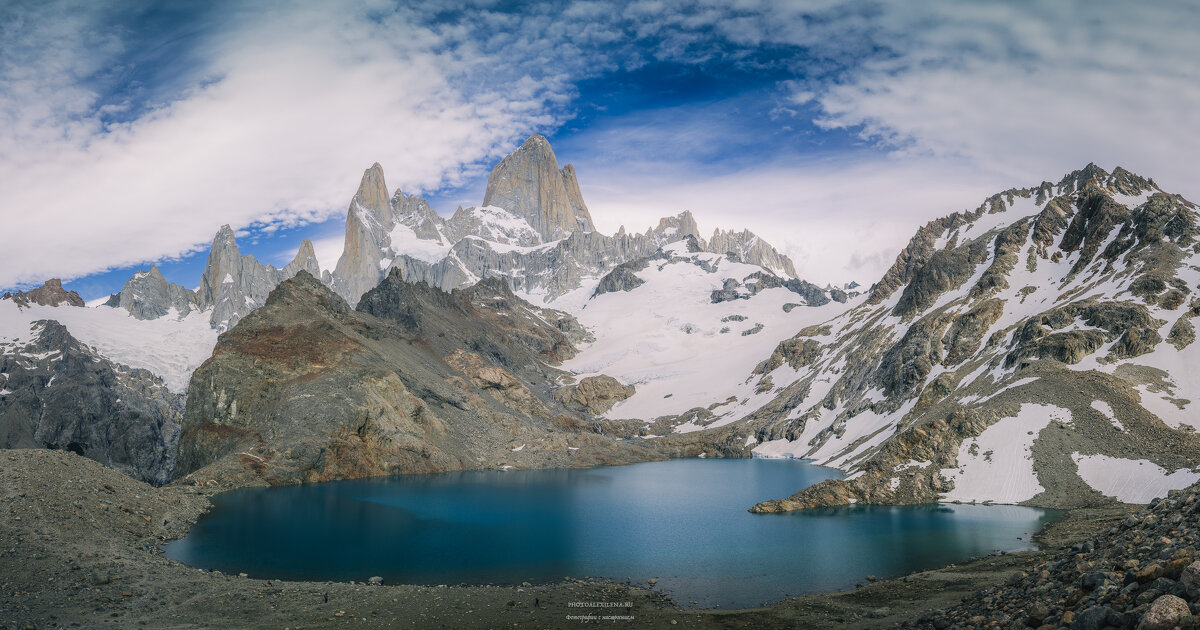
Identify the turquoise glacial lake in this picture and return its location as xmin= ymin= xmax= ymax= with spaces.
xmin=165 ymin=458 xmax=1057 ymax=609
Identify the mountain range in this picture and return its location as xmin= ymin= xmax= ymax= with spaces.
xmin=3 ymin=135 xmax=1196 ymax=512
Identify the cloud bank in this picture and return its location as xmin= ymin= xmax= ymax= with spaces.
xmin=2 ymin=0 xmax=1197 ymax=289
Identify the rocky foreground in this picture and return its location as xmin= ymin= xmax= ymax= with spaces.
xmin=913 ymin=487 xmax=1200 ymax=630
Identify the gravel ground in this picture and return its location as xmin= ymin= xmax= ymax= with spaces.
xmin=911 ymin=484 xmax=1200 ymax=629
xmin=1 ymin=449 xmax=1124 ymax=629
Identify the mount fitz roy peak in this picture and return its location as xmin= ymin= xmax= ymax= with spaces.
xmin=328 ymin=134 xmax=803 ymax=307
xmin=100 ymin=133 xmax=807 ymax=320
xmin=1 ymin=133 xmax=831 ymax=486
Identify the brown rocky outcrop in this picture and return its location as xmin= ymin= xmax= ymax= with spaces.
xmin=2 ymin=279 xmax=84 ymax=308
xmin=175 ymin=271 xmax=658 ymax=488
xmin=555 ymin=375 xmax=636 ymax=415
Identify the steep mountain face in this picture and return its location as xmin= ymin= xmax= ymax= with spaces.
xmin=103 ymin=227 xmax=320 ymax=333
xmin=481 ymin=134 xmax=597 ymax=240
xmin=695 ymin=165 xmax=1200 ymax=510
xmin=195 ymin=226 xmax=321 ymax=331
xmin=174 ymin=271 xmax=659 ymax=487
xmin=104 ymin=266 xmax=198 ymax=319
xmin=2 ymin=279 xmax=85 ymax=308
xmin=0 ymin=320 xmax=182 ymax=485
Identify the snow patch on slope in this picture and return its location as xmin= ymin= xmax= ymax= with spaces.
xmin=386 ymin=224 xmax=452 ymax=265
xmin=1072 ymin=453 xmax=1200 ymax=503
xmin=552 ymin=253 xmax=855 ymax=420
xmin=1090 ymin=400 xmax=1124 ymax=431
xmin=940 ymin=404 xmax=1071 ymax=504
xmin=0 ymin=301 xmax=217 ymax=392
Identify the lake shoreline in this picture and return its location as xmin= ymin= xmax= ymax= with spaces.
xmin=1 ymin=449 xmax=1131 ymax=628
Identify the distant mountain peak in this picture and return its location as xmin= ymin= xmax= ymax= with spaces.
xmin=355 ymin=162 xmax=392 ymax=225
xmin=482 ymin=133 xmax=596 ymax=241
xmin=1 ymin=278 xmax=85 ymax=308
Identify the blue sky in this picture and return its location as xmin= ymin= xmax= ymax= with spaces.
xmin=3 ymin=0 xmax=1199 ymax=300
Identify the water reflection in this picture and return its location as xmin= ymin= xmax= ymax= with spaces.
xmin=166 ymin=459 xmax=1057 ymax=609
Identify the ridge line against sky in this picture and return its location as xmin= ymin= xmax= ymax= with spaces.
xmin=2 ymin=0 xmax=1198 ymax=300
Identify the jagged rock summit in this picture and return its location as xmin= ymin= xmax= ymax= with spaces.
xmin=194 ymin=226 xmax=320 ymax=331
xmin=104 ymin=266 xmax=198 ymax=320
xmin=1 ymin=279 xmax=85 ymax=308
xmin=481 ymin=134 xmax=597 ymax=240
xmin=328 ymin=133 xmax=805 ymax=306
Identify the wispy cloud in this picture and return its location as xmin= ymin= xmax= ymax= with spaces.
xmin=3 ymin=0 xmax=1198 ymax=292
xmin=802 ymin=1 xmax=1200 ymax=196
xmin=0 ymin=2 xmax=581 ymax=288
xmin=579 ymin=155 xmax=1007 ymax=285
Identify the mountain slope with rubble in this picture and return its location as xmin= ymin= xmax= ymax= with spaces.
xmin=708 ymin=165 xmax=1200 ymax=511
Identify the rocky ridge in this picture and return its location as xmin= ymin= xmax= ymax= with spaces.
xmin=329 ymin=134 xmax=806 ymax=305
xmin=174 ymin=270 xmax=658 ymax=487
xmin=100 ymin=133 xmax=808 ymax=329
xmin=0 ymin=320 xmax=182 ymax=485
xmin=696 ymin=164 xmax=1200 ymax=512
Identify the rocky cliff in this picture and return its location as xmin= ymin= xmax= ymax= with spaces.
xmin=0 ymin=320 xmax=182 ymax=485
xmin=105 ymin=266 xmax=198 ymax=319
xmin=481 ymin=134 xmax=596 ymax=240
xmin=195 ymin=226 xmax=321 ymax=331
xmin=174 ymin=271 xmax=655 ymax=487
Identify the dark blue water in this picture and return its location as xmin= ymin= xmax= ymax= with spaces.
xmin=165 ymin=459 xmax=1057 ymax=609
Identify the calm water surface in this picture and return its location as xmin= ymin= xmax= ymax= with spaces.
xmin=166 ymin=459 xmax=1058 ymax=608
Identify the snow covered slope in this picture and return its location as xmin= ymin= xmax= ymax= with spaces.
xmin=725 ymin=165 xmax=1200 ymax=511
xmin=550 ymin=240 xmax=856 ymax=422
xmin=0 ymin=300 xmax=217 ymax=393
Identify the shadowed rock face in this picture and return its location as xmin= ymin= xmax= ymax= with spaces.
xmin=592 ymin=259 xmax=649 ymax=297
xmin=2 ymin=279 xmax=85 ymax=308
xmin=0 ymin=321 xmax=182 ymax=485
xmin=175 ymin=271 xmax=656 ymax=487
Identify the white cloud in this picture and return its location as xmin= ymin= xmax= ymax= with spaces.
xmin=578 ymin=156 xmax=1006 ymax=285
xmin=804 ymin=1 xmax=1200 ymax=200
xmin=310 ymin=235 xmax=348 ymax=276
xmin=4 ymin=0 xmax=1198 ymax=293
xmin=0 ymin=2 xmax=572 ymax=288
